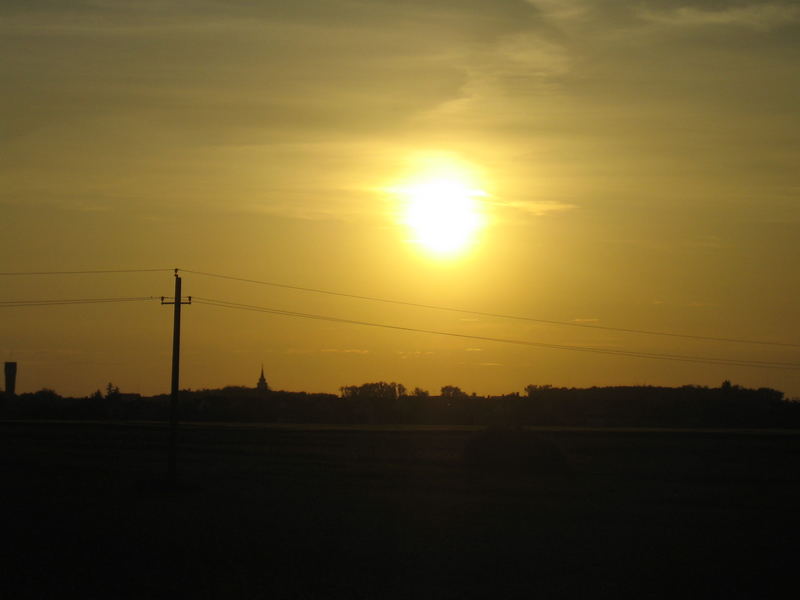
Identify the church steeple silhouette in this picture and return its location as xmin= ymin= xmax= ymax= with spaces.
xmin=257 ymin=364 xmax=269 ymax=392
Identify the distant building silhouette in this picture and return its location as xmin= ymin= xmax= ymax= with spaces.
xmin=4 ymin=362 xmax=17 ymax=396
xmin=257 ymin=365 xmax=269 ymax=392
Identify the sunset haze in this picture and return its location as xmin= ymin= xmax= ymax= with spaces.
xmin=2 ymin=0 xmax=798 ymax=398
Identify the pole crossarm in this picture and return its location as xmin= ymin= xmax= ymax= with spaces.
xmin=160 ymin=296 xmax=192 ymax=305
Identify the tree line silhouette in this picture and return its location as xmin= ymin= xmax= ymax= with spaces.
xmin=2 ymin=380 xmax=798 ymax=428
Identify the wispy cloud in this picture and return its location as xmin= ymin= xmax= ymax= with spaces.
xmin=527 ymin=0 xmax=590 ymax=22
xmin=639 ymin=3 xmax=800 ymax=30
xmin=650 ymin=299 xmax=718 ymax=308
xmin=287 ymin=348 xmax=370 ymax=355
xmin=491 ymin=199 xmax=577 ymax=217
xmin=246 ymin=199 xmax=367 ymax=223
xmin=682 ymin=236 xmax=724 ymax=249
xmin=396 ymin=350 xmax=434 ymax=359
xmin=687 ymin=301 xmax=718 ymax=308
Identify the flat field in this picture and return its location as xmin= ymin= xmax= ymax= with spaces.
xmin=2 ymin=421 xmax=799 ymax=599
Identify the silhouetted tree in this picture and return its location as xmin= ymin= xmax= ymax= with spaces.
xmin=2 ymin=380 xmax=797 ymax=427
xmin=441 ymin=385 xmax=467 ymax=401
xmin=340 ymin=382 xmax=406 ymax=423
xmin=105 ymin=382 xmax=120 ymax=400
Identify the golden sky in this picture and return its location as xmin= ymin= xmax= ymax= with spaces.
xmin=2 ymin=1 xmax=799 ymax=398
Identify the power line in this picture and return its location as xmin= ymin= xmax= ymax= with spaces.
xmin=3 ymin=265 xmax=796 ymax=351
xmin=0 ymin=296 xmax=157 ymax=307
xmin=0 ymin=268 xmax=172 ymax=276
xmin=180 ymin=268 xmax=799 ymax=349
xmin=192 ymin=296 xmax=800 ymax=371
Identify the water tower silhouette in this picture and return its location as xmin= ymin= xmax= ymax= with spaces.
xmin=4 ymin=362 xmax=17 ymax=396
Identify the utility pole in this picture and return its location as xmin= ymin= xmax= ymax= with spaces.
xmin=161 ymin=269 xmax=191 ymax=486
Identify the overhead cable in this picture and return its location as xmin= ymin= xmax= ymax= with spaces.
xmin=180 ymin=268 xmax=798 ymax=348
xmin=192 ymin=297 xmax=800 ymax=371
xmin=0 ymin=268 xmax=172 ymax=276
xmin=0 ymin=296 xmax=158 ymax=307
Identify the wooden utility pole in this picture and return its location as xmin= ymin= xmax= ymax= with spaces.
xmin=161 ymin=269 xmax=191 ymax=485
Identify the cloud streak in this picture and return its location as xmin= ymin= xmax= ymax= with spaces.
xmin=639 ymin=3 xmax=800 ymax=30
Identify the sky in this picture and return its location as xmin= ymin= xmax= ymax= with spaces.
xmin=2 ymin=0 xmax=799 ymax=398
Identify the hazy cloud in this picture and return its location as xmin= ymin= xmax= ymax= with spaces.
xmin=287 ymin=348 xmax=369 ymax=355
xmin=491 ymin=199 xmax=576 ymax=217
xmin=639 ymin=3 xmax=800 ymax=30
xmin=397 ymin=350 xmax=434 ymax=359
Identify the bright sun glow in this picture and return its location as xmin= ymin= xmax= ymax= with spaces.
xmin=394 ymin=177 xmax=487 ymax=256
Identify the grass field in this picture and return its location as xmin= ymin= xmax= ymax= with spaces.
xmin=2 ymin=421 xmax=799 ymax=599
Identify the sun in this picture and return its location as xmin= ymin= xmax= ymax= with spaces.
xmin=393 ymin=176 xmax=487 ymax=256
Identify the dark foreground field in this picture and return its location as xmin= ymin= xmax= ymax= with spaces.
xmin=2 ymin=421 xmax=799 ymax=599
